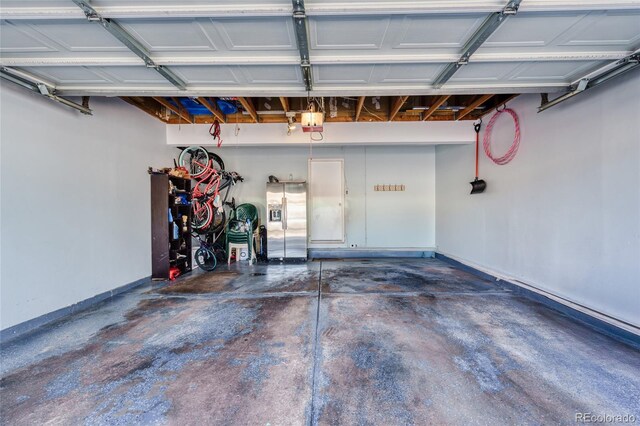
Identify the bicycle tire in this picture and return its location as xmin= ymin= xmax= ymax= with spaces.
xmin=212 ymin=243 xmax=227 ymax=263
xmin=207 ymin=151 xmax=225 ymax=171
xmin=209 ymin=209 xmax=226 ymax=234
xmin=192 ymin=201 xmax=213 ymax=233
xmin=195 ymin=247 xmax=217 ymax=271
xmin=179 ymin=146 xmax=210 ymax=179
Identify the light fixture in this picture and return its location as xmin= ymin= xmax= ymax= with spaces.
xmin=300 ymin=101 xmax=324 ymax=133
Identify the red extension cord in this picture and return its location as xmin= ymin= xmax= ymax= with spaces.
xmin=483 ymin=107 xmax=521 ymax=165
xmin=209 ymin=119 xmax=223 ymax=148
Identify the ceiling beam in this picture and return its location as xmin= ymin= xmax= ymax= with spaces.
xmin=120 ymin=97 xmax=166 ymax=122
xmin=292 ymin=0 xmax=313 ymax=91
xmin=170 ymin=97 xmax=191 ymax=122
xmin=432 ymin=0 xmax=522 ymax=89
xmin=3 ymin=2 xmax=638 ymax=19
xmin=389 ymin=96 xmax=409 ymax=121
xmin=457 ymin=94 xmax=494 ymax=120
xmin=153 ymin=97 xmax=193 ymax=123
xmin=197 ymin=97 xmax=226 ymax=123
xmin=238 ymin=97 xmax=259 ymax=123
xmin=422 ymin=95 xmax=451 ymax=121
xmin=480 ymin=94 xmax=519 ymax=117
xmin=354 ymin=96 xmax=366 ymax=122
xmin=279 ymin=97 xmax=290 ymax=113
xmin=71 ymin=0 xmax=187 ymax=90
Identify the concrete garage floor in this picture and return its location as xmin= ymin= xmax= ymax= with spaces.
xmin=1 ymin=259 xmax=639 ymax=425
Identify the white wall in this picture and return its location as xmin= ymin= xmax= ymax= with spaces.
xmin=166 ymin=120 xmax=473 ymax=147
xmin=0 ymin=83 xmax=174 ymax=330
xmin=203 ymin=145 xmax=436 ymax=250
xmin=436 ymin=72 xmax=640 ymax=328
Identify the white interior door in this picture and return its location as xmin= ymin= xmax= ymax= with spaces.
xmin=309 ymin=159 xmax=345 ymax=243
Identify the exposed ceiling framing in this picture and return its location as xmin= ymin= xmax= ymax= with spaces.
xmin=197 ymin=97 xmax=225 ymax=123
xmin=354 ymin=96 xmax=366 ymax=122
xmin=422 ymin=95 xmax=451 ymax=121
xmin=122 ymin=94 xmax=519 ymax=124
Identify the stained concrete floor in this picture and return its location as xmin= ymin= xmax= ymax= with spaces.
xmin=1 ymin=259 xmax=639 ymax=425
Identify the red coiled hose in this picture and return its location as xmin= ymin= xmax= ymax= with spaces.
xmin=483 ymin=107 xmax=521 ymax=165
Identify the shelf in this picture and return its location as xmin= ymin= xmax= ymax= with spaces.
xmin=152 ymin=173 xmax=192 ymax=280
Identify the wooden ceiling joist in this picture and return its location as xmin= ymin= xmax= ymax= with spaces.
xmin=120 ymin=97 xmax=166 ymax=122
xmin=480 ymin=94 xmax=519 ymax=117
xmin=279 ymin=97 xmax=290 ymax=113
xmin=237 ymin=97 xmax=258 ymax=123
xmin=422 ymin=95 xmax=451 ymax=121
xmin=354 ymin=96 xmax=366 ymax=122
xmin=389 ymin=96 xmax=409 ymax=121
xmin=457 ymin=94 xmax=494 ymax=121
xmin=124 ymin=94 xmax=521 ymax=125
xmin=197 ymin=97 xmax=226 ymax=123
xmin=153 ymin=97 xmax=193 ymax=123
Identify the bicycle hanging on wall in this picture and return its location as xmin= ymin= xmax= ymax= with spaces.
xmin=177 ymin=146 xmax=244 ymax=271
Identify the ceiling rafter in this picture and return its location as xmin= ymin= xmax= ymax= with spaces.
xmin=389 ymin=96 xmax=410 ymax=121
xmin=354 ymin=96 xmax=366 ymax=122
xmin=238 ymin=97 xmax=259 ymax=123
xmin=71 ymin=0 xmax=187 ymax=91
xmin=120 ymin=97 xmax=166 ymax=122
xmin=153 ymin=97 xmax=193 ymax=123
xmin=422 ymin=95 xmax=451 ymax=121
xmin=480 ymin=94 xmax=519 ymax=117
xmin=197 ymin=97 xmax=226 ymax=123
xmin=457 ymin=94 xmax=494 ymax=120
xmin=280 ymin=97 xmax=290 ymax=113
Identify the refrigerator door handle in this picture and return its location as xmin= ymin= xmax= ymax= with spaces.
xmin=282 ymin=197 xmax=288 ymax=230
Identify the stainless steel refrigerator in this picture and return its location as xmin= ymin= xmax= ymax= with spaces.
xmin=266 ymin=181 xmax=307 ymax=259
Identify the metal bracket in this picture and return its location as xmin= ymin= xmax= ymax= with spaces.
xmin=72 ymin=0 xmax=186 ymax=91
xmin=292 ymin=0 xmax=312 ymax=91
xmin=538 ymin=51 xmax=640 ymax=112
xmin=1 ymin=67 xmax=93 ymax=115
xmin=432 ymin=0 xmax=522 ymax=88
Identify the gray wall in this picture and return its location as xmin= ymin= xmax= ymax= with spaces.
xmin=435 ymin=72 xmax=640 ymax=328
xmin=210 ymin=145 xmax=436 ymax=250
xmin=0 ymin=83 xmax=174 ymax=330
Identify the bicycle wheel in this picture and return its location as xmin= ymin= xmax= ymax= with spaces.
xmin=212 ymin=243 xmax=227 ymax=263
xmin=207 ymin=151 xmax=225 ymax=171
xmin=192 ymin=201 xmax=213 ymax=233
xmin=209 ymin=208 xmax=226 ymax=234
xmin=178 ymin=146 xmax=210 ymax=179
xmin=195 ymin=247 xmax=217 ymax=271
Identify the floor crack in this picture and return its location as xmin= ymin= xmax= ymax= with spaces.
xmin=308 ymin=261 xmax=322 ymax=426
